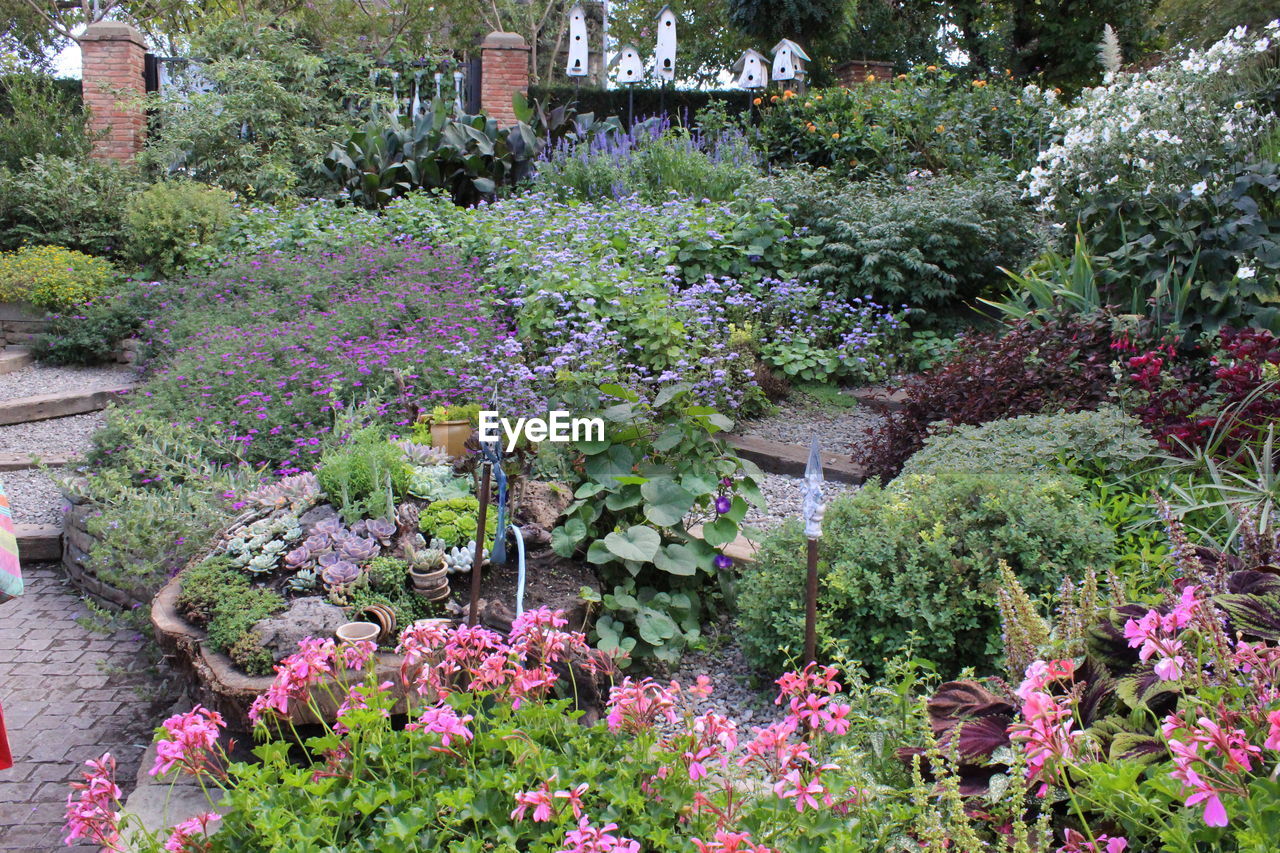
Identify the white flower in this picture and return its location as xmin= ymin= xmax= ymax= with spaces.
xmin=1238 ymin=265 xmax=1256 ymax=280
xmin=1235 ymin=101 xmax=1245 ymax=109
xmin=1191 ymin=181 xmax=1207 ymax=197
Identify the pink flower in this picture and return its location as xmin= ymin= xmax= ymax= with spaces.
xmin=556 ymin=816 xmax=641 ymax=853
xmin=1265 ymin=710 xmax=1280 ymax=751
xmin=1058 ymin=828 xmax=1128 ymax=852
xmin=406 ymin=704 xmax=473 ymax=747
xmin=511 ymin=778 xmax=557 ymax=823
xmin=606 ymin=677 xmax=680 ymax=732
xmin=1008 ymin=689 xmax=1081 ymax=796
xmin=554 ymin=782 xmax=589 ymax=819
xmin=248 ymin=636 xmax=336 ymax=723
xmin=150 ymin=705 xmax=225 ymax=777
xmin=64 ymin=753 xmax=123 ymax=850
xmin=692 ymin=830 xmax=777 ymax=852
xmin=772 ymin=766 xmax=830 ymax=812
xmin=340 ymin=638 xmax=377 ymax=671
xmin=163 ymin=812 xmax=221 ymax=852
xmin=823 ymin=702 xmax=853 ymax=735
xmin=690 ymin=674 xmax=714 ymax=699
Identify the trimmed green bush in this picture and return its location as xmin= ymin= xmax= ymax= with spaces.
xmin=900 ymin=406 xmax=1156 ymax=479
xmin=124 ymin=181 xmax=235 ymax=277
xmin=737 ymin=470 xmax=1115 ymax=676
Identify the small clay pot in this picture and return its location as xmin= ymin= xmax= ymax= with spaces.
xmin=410 ymin=566 xmax=449 ymax=591
xmin=356 ymin=603 xmax=397 ymax=642
xmin=422 ymin=583 xmax=453 ymax=603
xmin=430 ymin=420 xmax=471 ymax=458
xmin=335 ymin=621 xmax=380 ymax=644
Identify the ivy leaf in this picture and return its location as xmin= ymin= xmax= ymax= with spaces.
xmin=551 ymin=517 xmax=586 ymax=557
xmin=635 ymin=608 xmax=678 ymax=645
xmin=700 ymin=516 xmax=739 ymax=548
xmin=641 ymin=478 xmax=695 ymax=527
xmin=603 ymin=525 xmax=661 ymax=562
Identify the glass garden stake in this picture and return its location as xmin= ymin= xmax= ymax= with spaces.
xmin=801 ymin=435 xmax=825 ymax=663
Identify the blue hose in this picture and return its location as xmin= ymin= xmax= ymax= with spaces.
xmin=511 ymin=522 xmax=527 ymax=618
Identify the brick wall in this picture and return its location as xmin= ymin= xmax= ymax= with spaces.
xmin=480 ymin=32 xmax=530 ymax=127
xmin=80 ymin=22 xmax=147 ymax=162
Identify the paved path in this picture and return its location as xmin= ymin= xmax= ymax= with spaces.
xmin=0 ymin=565 xmax=158 ymax=851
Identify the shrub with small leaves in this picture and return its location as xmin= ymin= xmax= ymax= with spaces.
xmin=124 ymin=181 xmax=235 ymax=277
xmin=316 ymin=429 xmax=413 ymax=522
xmin=364 ymin=556 xmax=409 ymax=594
xmin=0 ymin=245 xmax=117 ymax=312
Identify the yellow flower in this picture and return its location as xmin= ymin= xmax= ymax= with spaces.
xmin=972 ymin=79 xmax=986 ymax=87
xmin=926 ymin=65 xmax=938 ymax=72
xmin=896 ymin=73 xmax=908 ymax=80
xmin=831 ymin=132 xmax=840 ymax=139
xmin=935 ymin=124 xmax=945 ymax=133
xmin=753 ymin=97 xmax=762 ymax=106
xmin=865 ymin=73 xmax=876 ymax=82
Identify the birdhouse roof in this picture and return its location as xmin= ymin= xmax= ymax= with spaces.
xmin=568 ymin=1 xmax=586 ymax=15
xmin=655 ymin=4 xmax=674 ymax=20
xmin=607 ymin=44 xmax=642 ymax=69
xmin=771 ymin=39 xmax=810 ymax=61
xmin=730 ymin=49 xmax=769 ymax=74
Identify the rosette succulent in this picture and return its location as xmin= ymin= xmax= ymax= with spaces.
xmin=223 ymin=514 xmax=302 ymax=576
xmin=407 ymin=464 xmax=471 ymax=502
xmin=245 ymin=473 xmax=322 ymax=510
xmin=321 ymin=560 xmax=362 ymax=587
xmin=397 ymin=441 xmax=450 ymax=467
xmin=418 ymin=497 xmax=496 ymax=549
xmin=286 ymin=568 xmax=319 ymax=592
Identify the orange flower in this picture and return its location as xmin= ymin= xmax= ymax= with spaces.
xmin=831 ymin=132 xmax=840 ymax=139
xmin=865 ymin=73 xmax=876 ymax=82
xmin=972 ymin=79 xmax=986 ymax=88
xmin=783 ymin=89 xmax=795 ymax=98
xmin=848 ymin=159 xmax=858 ymax=166
xmin=804 ymin=101 xmax=813 ymax=108
xmin=896 ymin=73 xmax=907 ymax=80
xmin=1053 ymin=87 xmax=1063 ymax=95
xmin=770 ymin=95 xmax=779 ymax=103
xmin=935 ymin=124 xmax=945 ymax=133
xmin=753 ymin=97 xmax=762 ymax=106
xmin=806 ymin=123 xmax=816 ymax=132
xmin=814 ymin=94 xmax=823 ymax=100
xmin=926 ymin=65 xmax=938 ymax=72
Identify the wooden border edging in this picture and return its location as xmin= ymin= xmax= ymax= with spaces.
xmin=0 ymin=348 xmax=33 ymax=376
xmin=0 ymin=452 xmax=76 ymax=471
xmin=0 ymin=386 xmax=132 ymax=426
xmin=724 ymin=434 xmax=866 ymax=485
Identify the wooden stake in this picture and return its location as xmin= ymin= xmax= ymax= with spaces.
xmin=467 ymin=462 xmax=492 ymax=626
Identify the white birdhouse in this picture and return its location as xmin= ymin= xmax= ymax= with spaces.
xmin=731 ymin=49 xmax=769 ymax=90
xmin=610 ymin=44 xmax=645 ymax=85
xmin=566 ymin=4 xmax=590 ymax=78
xmin=654 ymin=5 xmax=677 ymax=82
xmin=770 ymin=38 xmax=810 ymax=82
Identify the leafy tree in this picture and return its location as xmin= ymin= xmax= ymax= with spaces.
xmin=726 ymin=0 xmax=847 ymax=43
xmin=1151 ymin=0 xmax=1279 ymax=48
xmin=607 ymin=0 xmax=753 ymax=88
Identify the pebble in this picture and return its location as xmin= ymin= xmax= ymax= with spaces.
xmin=0 ymin=363 xmax=135 ymax=401
xmin=739 ymin=394 xmax=883 ymax=453
xmin=745 ymin=471 xmax=859 ymax=531
xmin=0 ymin=411 xmax=105 ymax=458
xmin=2 ymin=466 xmax=68 ymax=525
xmin=660 ymin=618 xmax=782 ymax=728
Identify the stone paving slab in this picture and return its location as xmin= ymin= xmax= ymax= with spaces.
xmin=0 ymin=565 xmax=161 ymax=852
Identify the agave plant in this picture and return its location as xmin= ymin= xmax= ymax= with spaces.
xmin=397 ymin=441 xmax=450 ymax=467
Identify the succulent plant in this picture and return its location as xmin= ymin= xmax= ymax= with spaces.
xmin=286 ymin=568 xmax=319 ymax=592
xmin=314 ymin=516 xmax=345 ymax=537
xmin=397 ymin=441 xmax=450 ymax=467
xmin=284 ymin=544 xmax=314 ymax=569
xmin=365 ymin=518 xmax=396 ymax=546
xmin=338 ymin=535 xmax=380 ymax=563
xmin=321 ymin=560 xmax=362 ymax=587
xmin=428 ymin=537 xmax=478 ymax=574
xmin=245 ymin=472 xmax=323 ymax=510
xmin=407 ymin=464 xmax=471 ymax=502
xmin=247 ymin=553 xmax=278 ymax=576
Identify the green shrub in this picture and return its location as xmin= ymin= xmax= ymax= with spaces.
xmin=365 ymin=556 xmax=409 ymax=594
xmin=761 ymin=168 xmax=1040 ymax=310
xmin=419 ymin=496 xmax=497 ymax=549
xmin=316 ymin=430 xmax=413 ymax=522
xmin=0 ymin=154 xmax=137 ymax=255
xmin=34 ymin=279 xmax=166 ymax=365
xmin=0 ymin=73 xmax=91 ymax=170
xmin=900 ymin=406 xmax=1157 ymax=479
xmin=179 ymin=557 xmax=284 ymax=672
xmin=124 ymin=181 xmax=235 ymax=277
xmin=737 ymin=470 xmax=1115 ymax=676
xmin=0 ymin=245 xmax=117 ymax=311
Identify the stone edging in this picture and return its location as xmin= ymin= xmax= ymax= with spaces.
xmin=61 ymin=492 xmax=152 ymax=612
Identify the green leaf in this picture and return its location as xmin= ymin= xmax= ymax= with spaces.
xmin=586 ymin=539 xmax=615 ymax=565
xmin=725 ymin=496 xmax=749 ymax=524
xmin=635 ymin=608 xmax=678 ymax=645
xmin=641 ymin=478 xmax=696 ymax=527
xmin=653 ymin=382 xmax=692 ymax=408
xmin=653 ymin=542 xmax=699 ymax=576
xmin=551 ymin=517 xmax=587 ymax=557
xmin=599 ymin=383 xmax=639 ymax=402
xmin=701 ymin=516 xmax=739 ymax=548
xmin=585 ymin=445 xmax=634 ymax=482
xmin=603 ymin=525 xmax=661 ymax=562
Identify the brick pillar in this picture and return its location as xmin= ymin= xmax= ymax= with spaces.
xmin=480 ymin=32 xmax=529 ymax=127
xmin=80 ymin=22 xmax=147 ymax=162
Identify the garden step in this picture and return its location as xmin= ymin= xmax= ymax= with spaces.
xmin=724 ymin=434 xmax=866 ymax=485
xmin=0 ymin=347 xmax=33 ymax=376
xmin=0 ymin=452 xmax=76 ymax=471
xmin=0 ymin=385 xmax=133 ymax=426
xmin=842 ymin=386 xmax=910 ymax=412
xmin=14 ymin=522 xmax=62 ymax=564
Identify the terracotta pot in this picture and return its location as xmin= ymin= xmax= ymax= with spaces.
xmin=430 ymin=420 xmax=471 ymax=458
xmin=410 ymin=566 xmax=449 ymax=590
xmin=422 ymin=584 xmax=453 ymax=603
xmin=355 ymin=603 xmax=397 ymax=642
xmin=336 ymin=621 xmax=380 ymax=644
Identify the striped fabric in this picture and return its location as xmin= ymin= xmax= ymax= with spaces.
xmin=0 ymin=480 xmax=21 ymax=603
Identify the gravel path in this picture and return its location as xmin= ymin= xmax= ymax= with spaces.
xmin=0 ymin=411 xmax=104 ymax=458
xmin=739 ymin=394 xmax=883 ymax=453
xmin=662 ymin=618 xmax=780 ymax=727
xmin=1 ymin=468 xmax=67 ymax=525
xmin=0 ymin=364 xmax=135 ymax=402
xmin=745 ymin=471 xmax=860 ymax=531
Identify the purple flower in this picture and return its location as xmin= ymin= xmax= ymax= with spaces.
xmin=714 ymin=553 xmax=733 ymax=570
xmin=714 ymin=495 xmax=732 ymax=514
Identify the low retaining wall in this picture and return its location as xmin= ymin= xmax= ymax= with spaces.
xmin=61 ymin=489 xmax=151 ymax=612
xmin=0 ymin=301 xmax=139 ymax=361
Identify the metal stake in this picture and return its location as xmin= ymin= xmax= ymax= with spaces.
xmin=804 ymin=537 xmax=819 ymax=663
xmin=800 ymin=435 xmax=825 ymax=664
xmin=467 ymin=462 xmax=493 ymax=626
